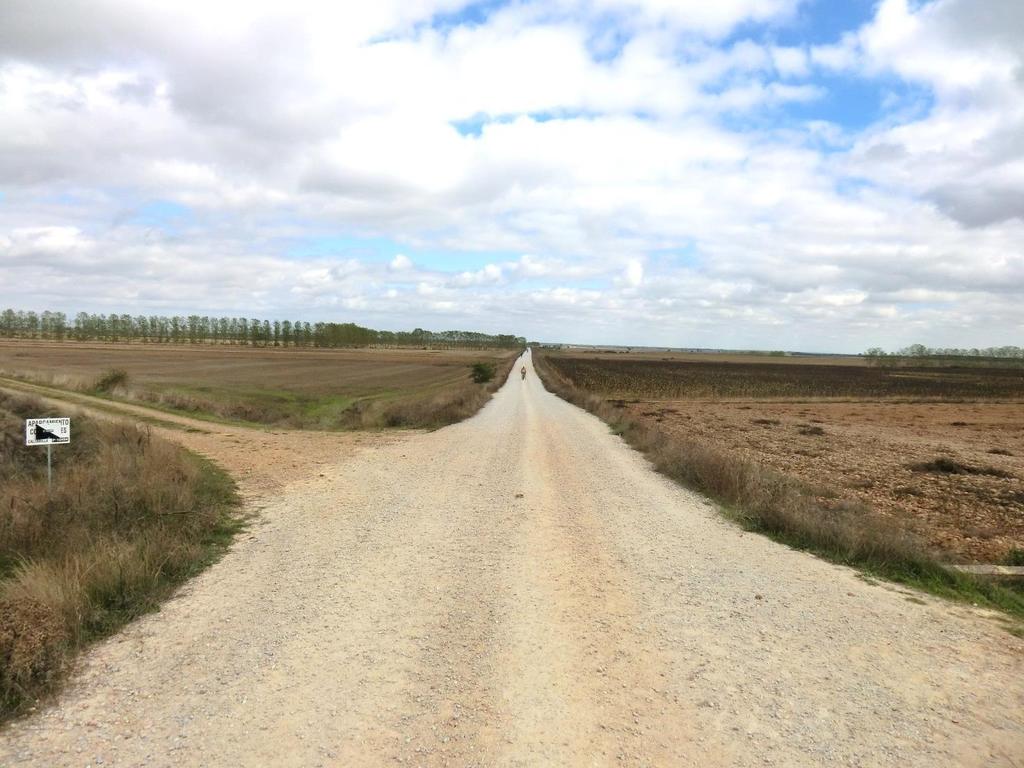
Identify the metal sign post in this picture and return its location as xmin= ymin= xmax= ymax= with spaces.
xmin=25 ymin=418 xmax=71 ymax=495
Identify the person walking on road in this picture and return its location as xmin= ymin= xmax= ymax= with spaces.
xmin=521 ymin=365 xmax=527 ymax=380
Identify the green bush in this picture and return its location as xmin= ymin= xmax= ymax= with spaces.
xmin=470 ymin=362 xmax=496 ymax=384
xmin=1005 ymin=548 xmax=1024 ymax=566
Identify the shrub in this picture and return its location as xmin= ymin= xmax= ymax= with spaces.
xmin=470 ymin=362 xmax=496 ymax=384
xmin=94 ymin=368 xmax=129 ymax=393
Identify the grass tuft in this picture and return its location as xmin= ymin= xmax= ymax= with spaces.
xmin=93 ymin=368 xmax=128 ymax=393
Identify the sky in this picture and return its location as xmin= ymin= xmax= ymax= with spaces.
xmin=1 ymin=0 xmax=1022 ymax=351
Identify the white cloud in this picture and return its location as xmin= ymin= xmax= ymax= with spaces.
xmin=815 ymin=0 xmax=1024 ymax=228
xmin=389 ymin=254 xmax=413 ymax=271
xmin=624 ymin=260 xmax=644 ymax=287
xmin=0 ymin=0 xmax=1021 ymax=350
xmin=770 ymin=45 xmax=809 ymax=77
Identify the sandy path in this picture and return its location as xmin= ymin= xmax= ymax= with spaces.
xmin=2 ymin=355 xmax=1023 ymax=766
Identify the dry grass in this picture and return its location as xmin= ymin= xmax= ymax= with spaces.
xmin=336 ymin=354 xmax=518 ymax=429
xmin=534 ymin=351 xmax=1024 ymax=619
xmin=610 ymin=398 xmax=1024 ymax=562
xmin=0 ymin=392 xmax=239 ymax=717
xmin=0 ymin=341 xmax=519 ymax=430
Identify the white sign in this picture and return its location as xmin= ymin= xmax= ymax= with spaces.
xmin=25 ymin=418 xmax=71 ymax=446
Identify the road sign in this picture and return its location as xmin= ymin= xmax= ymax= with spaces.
xmin=25 ymin=417 xmax=71 ymax=446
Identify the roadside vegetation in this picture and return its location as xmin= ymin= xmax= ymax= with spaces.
xmin=334 ymin=356 xmax=517 ymax=428
xmin=0 ymin=392 xmax=241 ymax=719
xmin=0 ymin=344 xmax=520 ymax=431
xmin=534 ymin=350 xmax=1024 ymax=622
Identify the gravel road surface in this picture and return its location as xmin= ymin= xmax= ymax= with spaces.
xmin=2 ymin=353 xmax=1022 ymax=766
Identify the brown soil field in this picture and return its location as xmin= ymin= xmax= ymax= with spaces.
xmin=0 ymin=341 xmax=517 ymax=429
xmin=544 ymin=354 xmax=1024 ymax=564
xmin=555 ymin=348 xmax=867 ymax=366
xmin=548 ymin=353 xmax=1024 ymax=399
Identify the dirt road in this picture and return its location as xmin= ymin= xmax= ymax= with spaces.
xmin=2 ymin=354 xmax=1023 ymax=766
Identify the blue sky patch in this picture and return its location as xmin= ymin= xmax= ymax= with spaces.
xmin=116 ymin=199 xmax=195 ymax=235
xmin=783 ymin=75 xmax=935 ymax=133
xmin=134 ymin=199 xmax=192 ymax=223
xmin=773 ymin=0 xmax=877 ymax=47
xmin=425 ymin=0 xmax=506 ymax=34
xmin=451 ymin=109 xmax=599 ymax=136
xmin=650 ymin=244 xmax=701 ymax=270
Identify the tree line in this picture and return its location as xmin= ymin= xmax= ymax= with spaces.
xmin=864 ymin=343 xmax=1024 ymax=367
xmin=0 ymin=309 xmax=525 ymax=349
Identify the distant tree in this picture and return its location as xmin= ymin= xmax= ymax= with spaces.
xmin=0 ymin=309 xmax=16 ymax=337
xmin=902 ymin=343 xmax=928 ymax=357
xmin=186 ymin=315 xmax=200 ymax=344
xmin=53 ymin=311 xmax=67 ymax=341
